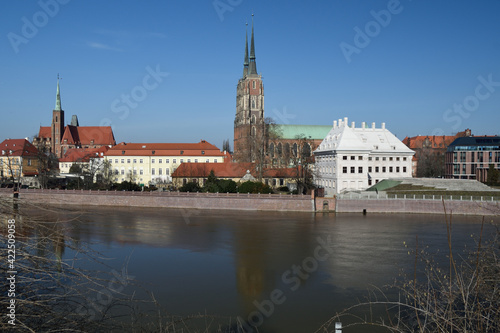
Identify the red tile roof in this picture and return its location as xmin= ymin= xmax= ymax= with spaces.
xmin=105 ymin=140 xmax=225 ymax=157
xmin=172 ymin=162 xmax=299 ymax=179
xmin=1 ymin=139 xmax=38 ymax=156
xmin=59 ymin=146 xmax=110 ymax=163
xmin=402 ymin=129 xmax=472 ymax=149
xmin=38 ymin=125 xmax=116 ymax=147
xmin=38 ymin=126 xmax=51 ymax=139
xmin=172 ymin=162 xmax=253 ymax=178
xmin=62 ymin=126 xmax=116 ymax=146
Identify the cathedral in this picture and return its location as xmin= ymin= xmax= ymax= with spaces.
xmin=233 ymin=17 xmax=332 ymax=167
xmin=34 ymin=78 xmax=116 ymax=158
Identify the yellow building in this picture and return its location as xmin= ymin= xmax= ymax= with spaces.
xmin=0 ymin=139 xmax=39 ymax=187
xmin=104 ymin=140 xmax=227 ymax=186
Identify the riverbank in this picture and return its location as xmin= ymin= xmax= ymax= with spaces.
xmin=1 ymin=189 xmax=498 ymax=215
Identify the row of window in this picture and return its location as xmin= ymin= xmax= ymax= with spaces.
xmin=341 ymin=156 xmax=408 ymax=161
xmin=453 ymin=151 xmax=500 ymax=163
xmin=110 ymin=158 xmax=218 ymax=164
xmin=342 ymin=166 xmax=407 ymax=174
xmin=114 ymin=168 xmax=174 ymax=176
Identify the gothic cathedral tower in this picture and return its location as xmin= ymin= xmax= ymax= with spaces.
xmin=234 ymin=16 xmax=264 ymax=162
xmin=51 ymin=77 xmax=65 ymax=158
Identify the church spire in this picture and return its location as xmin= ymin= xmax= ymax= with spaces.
xmin=55 ymin=74 xmax=62 ymax=111
xmin=243 ymin=22 xmax=249 ymax=78
xmin=248 ymin=14 xmax=257 ymax=75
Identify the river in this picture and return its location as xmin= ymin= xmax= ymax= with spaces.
xmin=14 ymin=206 xmax=500 ymax=332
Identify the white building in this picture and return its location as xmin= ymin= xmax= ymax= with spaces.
xmin=314 ymin=117 xmax=414 ymax=196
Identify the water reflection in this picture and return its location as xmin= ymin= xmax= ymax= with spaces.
xmin=9 ymin=205 xmax=496 ymax=332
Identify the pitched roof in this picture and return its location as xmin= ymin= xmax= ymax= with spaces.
xmin=402 ymin=129 xmax=472 ymax=149
xmin=1 ymin=139 xmax=38 ymax=156
xmin=172 ymin=162 xmax=253 ymax=178
xmin=105 ymin=140 xmax=225 ymax=157
xmin=38 ymin=126 xmax=51 ymax=139
xmin=172 ymin=162 xmax=299 ymax=179
xmin=62 ymin=126 xmax=116 ymax=146
xmin=274 ymin=125 xmax=331 ymax=140
xmin=315 ymin=118 xmax=414 ymax=155
xmin=59 ymin=146 xmax=110 ymax=163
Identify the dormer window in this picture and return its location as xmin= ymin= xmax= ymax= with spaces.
xmin=201 ymin=151 xmax=205 ymax=155
xmin=180 ymin=151 xmax=184 ymax=155
xmin=122 ymin=151 xmax=125 ymax=155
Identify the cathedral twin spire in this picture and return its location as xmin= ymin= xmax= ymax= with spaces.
xmin=55 ymin=74 xmax=62 ymax=111
xmin=243 ymin=15 xmax=257 ymax=78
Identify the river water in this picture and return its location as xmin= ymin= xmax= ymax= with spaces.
xmin=32 ymin=206 xmax=500 ymax=332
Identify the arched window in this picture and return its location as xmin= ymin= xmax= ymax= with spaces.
xmin=277 ymin=142 xmax=283 ymax=157
xmin=268 ymin=142 xmax=275 ymax=158
xmin=251 ymin=115 xmax=256 ymax=124
xmin=284 ymin=143 xmax=290 ymax=159
xmin=251 ymin=126 xmax=256 ymax=136
xmin=301 ymin=143 xmax=311 ymax=157
xmin=292 ymin=143 xmax=298 ymax=157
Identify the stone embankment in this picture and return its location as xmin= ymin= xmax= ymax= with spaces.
xmin=1 ymin=189 xmax=498 ymax=215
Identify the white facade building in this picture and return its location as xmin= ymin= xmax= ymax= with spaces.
xmin=314 ymin=117 xmax=414 ymax=196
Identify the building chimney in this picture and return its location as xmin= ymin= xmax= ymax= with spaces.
xmin=338 ymin=118 xmax=342 ymax=126
xmin=344 ymin=117 xmax=348 ymax=125
xmin=372 ymin=122 xmax=376 ymax=130
xmin=361 ymin=121 xmax=366 ymax=129
xmin=333 ymin=120 xmax=337 ymax=128
xmin=381 ymin=122 xmax=385 ymax=130
xmin=351 ymin=121 xmax=355 ymax=128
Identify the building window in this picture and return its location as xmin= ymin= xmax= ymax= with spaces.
xmin=375 ymin=157 xmax=379 ymax=161
xmin=350 ymin=166 xmax=355 ymax=173
xmin=152 ymin=168 xmax=155 ymax=175
xmin=121 ymin=169 xmax=124 ymax=175
xmin=368 ymin=179 xmax=372 ymax=186
xmin=279 ymin=178 xmax=284 ymax=186
xmin=350 ymin=156 xmax=355 ymax=160
xmin=159 ymin=159 xmax=162 ymax=163
xmin=127 ymin=159 xmax=131 ymax=163
xmin=343 ymin=167 xmax=347 ymax=173
xmin=462 ymin=164 xmax=466 ymax=174
xmin=121 ymin=159 xmax=124 ymax=163
xmin=173 ymin=159 xmax=176 ymax=163
xmin=187 ymin=159 xmax=191 ymax=163
xmin=382 ymin=167 xmax=386 ymax=172
xmin=389 ymin=166 xmax=393 ymax=172
xmin=358 ymin=166 xmax=363 ymax=173
xmin=389 ymin=157 xmax=393 ymax=161
xmin=115 ymin=159 xmax=118 ymax=164
xmin=140 ymin=159 xmax=143 ymax=163
xmin=206 ymin=159 xmax=210 ymax=163
xmin=166 ymin=168 xmax=170 ymax=175
xmin=368 ymin=157 xmax=372 ymax=161
xmin=368 ymin=166 xmax=372 ymax=173
xmin=180 ymin=159 xmax=184 ymax=163
xmin=166 ymin=159 xmax=169 ymax=163
xmin=159 ymin=168 xmax=163 ymax=175
xmin=403 ymin=157 xmax=407 ymax=161
xmin=343 ymin=156 xmax=348 ymax=160
xmin=382 ymin=157 xmax=386 ymax=161
xmin=396 ymin=157 xmax=400 ymax=161
xmin=358 ymin=156 xmax=363 ymax=160
xmin=396 ymin=166 xmax=400 ymax=172
xmin=375 ymin=167 xmax=379 ymax=173
xmin=195 ymin=159 xmax=198 ymax=163
xmin=140 ymin=169 xmax=144 ymax=175
xmin=403 ymin=167 xmax=407 ymax=172
xmin=133 ymin=169 xmax=137 ymax=175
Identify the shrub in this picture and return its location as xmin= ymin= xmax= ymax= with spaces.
xmin=179 ymin=182 xmax=201 ymax=192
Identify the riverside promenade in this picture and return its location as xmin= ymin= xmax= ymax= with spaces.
xmin=1 ymin=188 xmax=498 ymax=215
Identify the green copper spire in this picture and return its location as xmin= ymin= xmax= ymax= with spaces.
xmin=243 ymin=22 xmax=249 ymax=78
xmin=248 ymin=14 xmax=257 ymax=75
xmin=55 ymin=74 xmax=62 ymax=111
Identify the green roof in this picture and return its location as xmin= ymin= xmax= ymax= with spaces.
xmin=366 ymin=179 xmax=402 ymax=191
xmin=274 ymin=125 xmax=331 ymax=140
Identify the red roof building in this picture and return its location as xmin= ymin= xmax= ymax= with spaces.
xmin=0 ymin=138 xmax=39 ymax=181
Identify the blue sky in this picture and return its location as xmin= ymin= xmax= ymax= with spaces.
xmin=1 ymin=0 xmax=500 ymax=149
